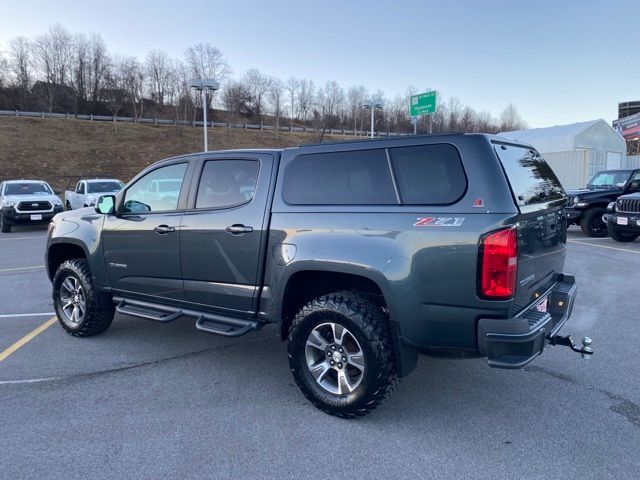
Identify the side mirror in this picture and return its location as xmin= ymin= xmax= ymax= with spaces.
xmin=629 ymin=180 xmax=640 ymax=191
xmin=96 ymin=195 xmax=116 ymax=215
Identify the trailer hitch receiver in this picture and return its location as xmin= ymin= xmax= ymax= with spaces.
xmin=550 ymin=335 xmax=593 ymax=358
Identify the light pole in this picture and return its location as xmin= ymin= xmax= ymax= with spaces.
xmin=188 ymin=78 xmax=220 ymax=152
xmin=361 ymin=98 xmax=384 ymax=138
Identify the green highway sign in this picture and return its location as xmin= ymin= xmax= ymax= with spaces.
xmin=409 ymin=91 xmax=437 ymax=117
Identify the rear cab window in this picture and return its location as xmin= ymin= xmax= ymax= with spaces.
xmin=493 ymin=143 xmax=565 ymax=211
xmin=283 ymin=144 xmax=467 ymax=206
xmin=389 ymin=144 xmax=466 ymax=204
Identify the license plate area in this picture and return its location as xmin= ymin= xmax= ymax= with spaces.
xmin=536 ymin=297 xmax=548 ymax=313
xmin=617 ymin=216 xmax=628 ymax=225
xmin=30 ymin=214 xmax=42 ymax=221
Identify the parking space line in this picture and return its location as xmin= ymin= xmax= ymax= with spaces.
xmin=567 ymin=240 xmax=640 ymax=255
xmin=0 ymin=312 xmax=56 ymax=319
xmin=0 ymin=236 xmax=47 ymax=241
xmin=0 ymin=316 xmax=57 ymax=362
xmin=0 ymin=265 xmax=45 ymax=273
xmin=0 ymin=377 xmax=60 ymax=385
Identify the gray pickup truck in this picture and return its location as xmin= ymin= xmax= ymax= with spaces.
xmin=45 ymin=134 xmax=591 ymax=417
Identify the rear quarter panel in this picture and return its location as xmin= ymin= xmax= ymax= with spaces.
xmin=263 ymin=135 xmax=522 ymax=350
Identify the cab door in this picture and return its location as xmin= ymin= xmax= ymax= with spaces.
xmin=179 ymin=153 xmax=275 ymax=315
xmin=102 ymin=159 xmax=195 ymax=301
xmin=73 ymin=182 xmax=85 ymax=209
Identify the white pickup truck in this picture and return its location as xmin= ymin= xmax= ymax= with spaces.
xmin=65 ymin=179 xmax=124 ymax=210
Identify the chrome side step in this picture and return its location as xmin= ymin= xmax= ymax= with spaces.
xmin=113 ymin=297 xmax=262 ymax=337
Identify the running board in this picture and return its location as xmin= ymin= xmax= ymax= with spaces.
xmin=113 ymin=297 xmax=262 ymax=337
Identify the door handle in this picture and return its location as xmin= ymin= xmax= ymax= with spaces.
xmin=226 ymin=224 xmax=253 ymax=234
xmin=154 ymin=224 xmax=176 ymax=234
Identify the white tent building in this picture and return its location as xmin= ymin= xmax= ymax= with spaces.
xmin=500 ymin=120 xmax=627 ymax=189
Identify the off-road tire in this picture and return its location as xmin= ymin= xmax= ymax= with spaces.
xmin=580 ymin=207 xmax=608 ymax=237
xmin=65 ymin=201 xmax=71 ymax=211
xmin=52 ymin=259 xmax=114 ymax=337
xmin=607 ymin=223 xmax=639 ymax=243
xmin=288 ymin=291 xmax=398 ymax=418
xmin=0 ymin=214 xmax=10 ymax=233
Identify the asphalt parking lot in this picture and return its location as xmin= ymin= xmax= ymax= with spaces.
xmin=1 ymin=225 xmax=639 ymax=479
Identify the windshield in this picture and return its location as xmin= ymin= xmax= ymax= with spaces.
xmin=4 ymin=182 xmax=53 ymax=196
xmin=87 ymin=181 xmax=123 ymax=193
xmin=587 ymin=170 xmax=632 ymax=189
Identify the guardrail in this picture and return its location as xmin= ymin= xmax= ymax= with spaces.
xmin=0 ymin=109 xmax=408 ymax=138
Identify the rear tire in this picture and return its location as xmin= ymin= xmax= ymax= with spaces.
xmin=52 ymin=259 xmax=114 ymax=337
xmin=0 ymin=214 xmax=10 ymax=233
xmin=288 ymin=291 xmax=398 ymax=418
xmin=607 ymin=223 xmax=639 ymax=242
xmin=580 ymin=208 xmax=607 ymax=237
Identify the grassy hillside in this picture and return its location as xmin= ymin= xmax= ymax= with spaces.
xmin=0 ymin=117 xmax=347 ymax=192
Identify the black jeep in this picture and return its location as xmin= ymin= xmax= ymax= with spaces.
xmin=565 ymin=169 xmax=640 ymax=237
xmin=604 ymin=192 xmax=640 ymax=242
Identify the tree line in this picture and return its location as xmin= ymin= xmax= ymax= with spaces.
xmin=0 ymin=24 xmax=527 ymax=134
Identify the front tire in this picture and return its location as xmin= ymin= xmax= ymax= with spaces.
xmin=580 ymin=208 xmax=608 ymax=237
xmin=0 ymin=214 xmax=10 ymax=233
xmin=607 ymin=223 xmax=639 ymax=242
xmin=288 ymin=292 xmax=398 ymax=418
xmin=65 ymin=201 xmax=71 ymax=211
xmin=52 ymin=259 xmax=114 ymax=337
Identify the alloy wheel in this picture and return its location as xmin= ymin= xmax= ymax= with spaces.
xmin=59 ymin=276 xmax=86 ymax=324
xmin=305 ymin=322 xmax=365 ymax=395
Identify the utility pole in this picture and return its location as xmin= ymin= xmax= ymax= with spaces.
xmin=188 ymin=79 xmax=220 ymax=152
xmin=361 ymin=98 xmax=384 ymax=138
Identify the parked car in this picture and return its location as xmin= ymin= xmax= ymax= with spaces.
xmin=45 ymin=134 xmax=590 ymax=418
xmin=65 ymin=179 xmax=124 ymax=210
xmin=0 ymin=180 xmax=63 ymax=233
xmin=565 ymin=168 xmax=640 ymax=237
xmin=603 ymin=192 xmax=640 ymax=242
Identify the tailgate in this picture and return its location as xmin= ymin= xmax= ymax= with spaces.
xmin=493 ymin=142 xmax=568 ymax=312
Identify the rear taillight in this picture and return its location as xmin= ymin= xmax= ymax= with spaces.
xmin=479 ymin=226 xmax=518 ymax=299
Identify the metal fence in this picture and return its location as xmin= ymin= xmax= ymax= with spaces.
xmin=0 ymin=109 xmax=408 ymax=138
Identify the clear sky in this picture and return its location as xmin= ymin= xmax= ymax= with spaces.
xmin=1 ymin=0 xmax=636 ymax=127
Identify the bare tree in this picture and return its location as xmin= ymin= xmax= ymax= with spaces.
xmin=221 ymin=80 xmax=252 ymax=123
xmin=31 ymin=24 xmax=74 ymax=112
xmin=0 ymin=49 xmax=8 ymax=88
xmin=297 ymin=79 xmax=314 ymax=121
xmin=184 ymin=43 xmax=230 ymax=109
xmin=88 ymin=33 xmax=108 ymax=109
xmin=8 ymin=37 xmax=31 ymax=92
xmin=447 ymin=97 xmax=463 ymax=131
xmin=268 ymin=77 xmax=285 ymax=133
xmin=284 ymin=77 xmax=299 ymax=120
xmin=242 ymin=68 xmax=270 ymax=120
xmin=499 ymin=103 xmax=527 ymax=131
xmin=103 ymin=56 xmax=132 ymax=127
xmin=322 ymin=80 xmax=345 ymax=121
xmin=346 ymin=85 xmax=367 ymax=133
xmin=145 ymin=49 xmax=171 ymax=108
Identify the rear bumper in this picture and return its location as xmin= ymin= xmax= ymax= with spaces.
xmin=477 ymin=275 xmax=577 ymax=369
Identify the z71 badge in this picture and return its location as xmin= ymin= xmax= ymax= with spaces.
xmin=413 ymin=217 xmax=466 ymax=227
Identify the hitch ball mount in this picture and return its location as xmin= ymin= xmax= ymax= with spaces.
xmin=550 ymin=335 xmax=593 ymax=358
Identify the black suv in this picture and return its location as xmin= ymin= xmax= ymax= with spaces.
xmin=565 ymin=169 xmax=640 ymax=237
xmin=45 ymin=134 xmax=589 ymax=417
